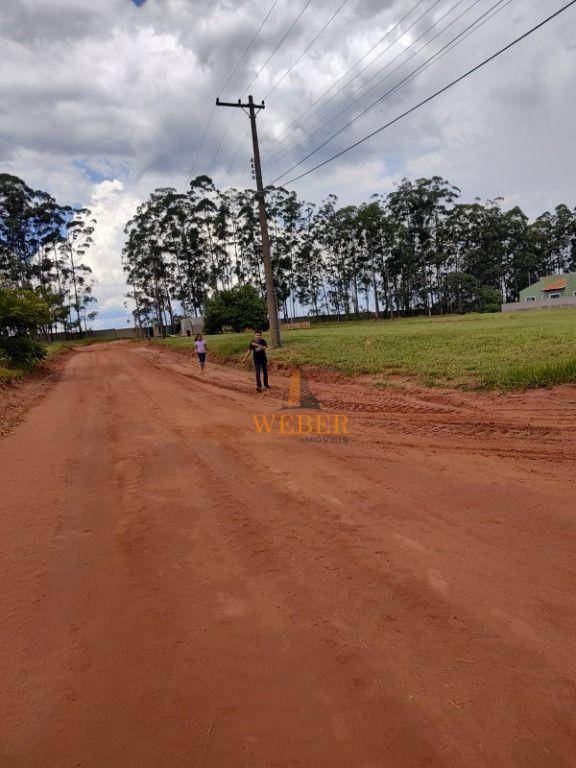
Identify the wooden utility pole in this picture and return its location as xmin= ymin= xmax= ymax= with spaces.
xmin=216 ymin=95 xmax=281 ymax=347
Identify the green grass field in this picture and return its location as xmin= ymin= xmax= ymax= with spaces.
xmin=163 ymin=308 xmax=576 ymax=390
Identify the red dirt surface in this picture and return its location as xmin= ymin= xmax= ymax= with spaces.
xmin=1 ymin=341 xmax=575 ymax=767
xmin=0 ymin=355 xmax=66 ymax=437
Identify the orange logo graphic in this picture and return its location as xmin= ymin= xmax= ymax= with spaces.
xmin=252 ymin=368 xmax=350 ymax=443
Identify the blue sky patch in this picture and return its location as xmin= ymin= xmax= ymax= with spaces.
xmin=73 ymin=159 xmax=109 ymax=184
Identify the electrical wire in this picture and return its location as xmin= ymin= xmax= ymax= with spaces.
xmin=245 ymin=0 xmax=314 ymax=96
xmin=269 ymin=0 xmax=478 ymax=167
xmin=264 ymin=0 xmax=352 ymax=100
xmin=221 ymin=0 xmax=281 ymax=95
xmin=188 ymin=0 xmax=280 ymax=181
xmin=220 ymin=0 xmax=352 ymax=184
xmin=266 ymin=0 xmax=437 ymax=156
xmin=279 ymin=0 xmax=576 ymax=185
xmin=207 ymin=0 xmax=314 ymax=173
xmin=224 ymin=0 xmax=447 ymax=181
xmin=271 ymin=0 xmax=510 ymax=183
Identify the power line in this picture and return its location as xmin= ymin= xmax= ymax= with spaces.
xmin=188 ymin=0 xmax=280 ymax=180
xmin=245 ymin=0 xmax=314 ymax=96
xmin=221 ymin=0 xmax=351 ymax=185
xmin=207 ymin=0 xmax=314 ymax=173
xmin=269 ymin=0 xmax=477 ymax=168
xmin=264 ymin=0 xmax=352 ymax=100
xmin=221 ymin=0 xmax=452 ymax=182
xmin=417 ymin=0 xmax=514 ymax=68
xmin=221 ymin=0 xmax=281 ymax=95
xmin=280 ymin=0 xmax=576 ymax=186
xmin=266 ymin=0 xmax=440 ymax=157
xmin=271 ymin=0 xmax=511 ymax=183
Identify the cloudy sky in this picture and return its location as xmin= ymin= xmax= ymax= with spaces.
xmin=1 ymin=0 xmax=575 ymax=327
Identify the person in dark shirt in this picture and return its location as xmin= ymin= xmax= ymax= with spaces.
xmin=243 ymin=331 xmax=270 ymax=391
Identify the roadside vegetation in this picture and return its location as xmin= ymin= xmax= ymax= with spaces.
xmin=160 ymin=309 xmax=576 ymax=390
xmin=1 ymin=337 xmax=115 ymax=386
xmin=0 ymin=173 xmax=99 ymax=385
xmin=0 ymin=286 xmax=50 ymax=384
xmin=203 ymin=284 xmax=268 ymax=334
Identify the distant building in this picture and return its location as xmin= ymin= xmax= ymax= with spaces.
xmin=502 ymin=273 xmax=576 ymax=312
xmin=180 ymin=316 xmax=204 ymax=335
xmin=148 ymin=316 xmax=203 ymax=337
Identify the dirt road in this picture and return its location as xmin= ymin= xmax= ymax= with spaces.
xmin=1 ymin=342 xmax=576 ymax=767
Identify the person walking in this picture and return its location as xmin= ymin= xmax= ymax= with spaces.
xmin=243 ymin=331 xmax=270 ymax=392
xmin=194 ymin=333 xmax=207 ymax=371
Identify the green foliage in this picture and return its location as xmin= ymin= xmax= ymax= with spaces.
xmin=124 ymin=174 xmax=576 ymax=337
xmin=204 ymin=284 xmax=268 ymax=334
xmin=0 ymin=173 xmax=97 ymax=338
xmin=0 ymin=336 xmax=46 ymax=366
xmin=0 ymin=286 xmax=51 ymax=367
xmin=495 ymin=357 xmax=576 ymax=390
xmin=441 ymin=272 xmax=502 ymax=313
xmin=0 ymin=286 xmax=52 ymax=335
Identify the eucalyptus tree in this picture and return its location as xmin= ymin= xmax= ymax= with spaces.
xmin=220 ymin=188 xmax=244 ymax=285
xmin=59 ymin=208 xmax=96 ymax=337
xmin=122 ymin=172 xmax=576 ymax=322
xmin=187 ymin=175 xmax=228 ymax=292
xmin=547 ymin=204 xmax=576 ymax=273
xmin=266 ymin=186 xmax=303 ymax=320
xmin=33 ymin=197 xmax=68 ymax=293
xmin=0 ymin=174 xmax=50 ymax=287
xmin=499 ymin=206 xmax=530 ymax=302
xmin=387 ymin=177 xmax=460 ymax=315
xmin=124 ymin=198 xmax=171 ymax=334
xmin=291 ymin=201 xmax=326 ymax=317
xmin=0 ymin=174 xmax=98 ymax=337
xmin=314 ymin=194 xmax=351 ymax=316
xmin=357 ymin=198 xmax=395 ymax=318
xmin=235 ymin=190 xmax=263 ymax=289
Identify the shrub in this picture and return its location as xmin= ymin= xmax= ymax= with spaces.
xmin=0 ymin=336 xmax=46 ymax=366
xmin=204 ymin=285 xmax=269 ymax=334
xmin=0 ymin=286 xmax=51 ymax=366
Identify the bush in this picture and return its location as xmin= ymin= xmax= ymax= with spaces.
xmin=441 ymin=272 xmax=502 ymax=313
xmin=0 ymin=286 xmax=51 ymax=334
xmin=204 ymin=285 xmax=269 ymax=334
xmin=0 ymin=336 xmax=46 ymax=366
xmin=0 ymin=286 xmax=51 ymax=367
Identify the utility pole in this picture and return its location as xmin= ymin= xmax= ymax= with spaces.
xmin=216 ymin=95 xmax=281 ymax=347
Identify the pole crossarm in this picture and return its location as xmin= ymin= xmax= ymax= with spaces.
xmin=216 ymin=98 xmax=265 ymax=110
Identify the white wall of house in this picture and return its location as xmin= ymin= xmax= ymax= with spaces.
xmin=502 ymin=296 xmax=576 ymax=312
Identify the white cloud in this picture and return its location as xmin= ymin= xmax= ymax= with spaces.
xmin=83 ymin=180 xmax=141 ymax=329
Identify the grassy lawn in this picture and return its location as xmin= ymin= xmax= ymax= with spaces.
xmin=158 ymin=309 xmax=576 ymax=390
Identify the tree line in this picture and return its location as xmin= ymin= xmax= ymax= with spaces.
xmin=123 ymin=174 xmax=576 ymax=331
xmin=0 ymin=173 xmax=97 ymax=365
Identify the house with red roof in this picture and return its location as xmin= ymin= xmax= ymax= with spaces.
xmin=502 ymin=273 xmax=576 ymax=311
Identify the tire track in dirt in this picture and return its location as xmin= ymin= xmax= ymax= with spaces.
xmin=140 ymin=344 xmax=576 ymax=469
